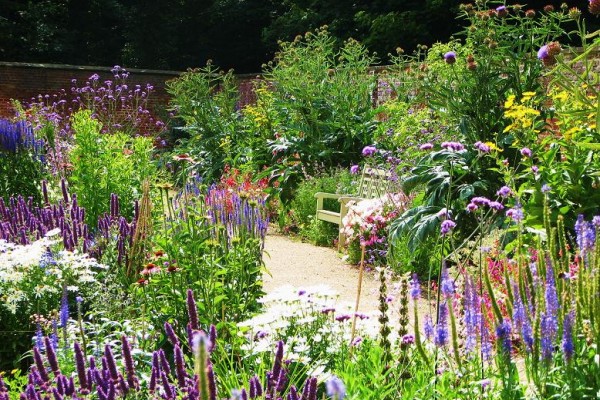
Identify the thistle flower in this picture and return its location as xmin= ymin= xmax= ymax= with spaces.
xmin=443 ymin=51 xmax=456 ymax=64
xmin=590 ymin=0 xmax=600 ymax=15
xmin=496 ymin=5 xmax=508 ymax=17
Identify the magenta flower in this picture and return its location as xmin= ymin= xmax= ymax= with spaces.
xmin=466 ymin=203 xmax=478 ymax=212
xmin=350 ymin=165 xmax=359 ymax=174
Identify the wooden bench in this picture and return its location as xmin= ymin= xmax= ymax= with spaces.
xmin=315 ymin=166 xmax=391 ymax=250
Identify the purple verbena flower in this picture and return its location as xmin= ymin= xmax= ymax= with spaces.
xmin=419 ymin=143 xmax=434 ymax=150
xmin=362 ymin=145 xmax=377 ymax=157
xmin=350 ymin=165 xmax=359 ymax=174
xmin=496 ymin=186 xmax=512 ymax=198
xmin=474 ymin=141 xmax=490 ymax=153
xmin=520 ymin=147 xmax=532 ymax=158
xmin=440 ymin=219 xmax=456 ymax=236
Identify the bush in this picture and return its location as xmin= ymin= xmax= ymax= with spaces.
xmin=69 ymin=110 xmax=155 ymax=227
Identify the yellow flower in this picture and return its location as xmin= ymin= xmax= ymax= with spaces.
xmin=504 ymin=95 xmax=516 ymax=109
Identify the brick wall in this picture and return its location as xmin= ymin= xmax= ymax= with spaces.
xmin=0 ymin=62 xmax=190 ymax=118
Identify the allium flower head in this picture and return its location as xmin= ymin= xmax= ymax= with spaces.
xmin=444 ymin=51 xmax=457 ymax=64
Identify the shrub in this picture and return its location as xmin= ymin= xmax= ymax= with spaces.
xmin=69 ymin=110 xmax=155 ymax=227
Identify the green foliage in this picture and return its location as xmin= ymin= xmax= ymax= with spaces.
xmin=261 ymin=28 xmax=378 ymax=203
xmin=167 ymin=64 xmax=243 ymax=183
xmin=69 ymin=110 xmax=155 ymax=227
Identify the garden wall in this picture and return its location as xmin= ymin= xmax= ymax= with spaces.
xmin=0 ymin=62 xmax=261 ymax=118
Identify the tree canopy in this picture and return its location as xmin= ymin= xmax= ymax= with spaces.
xmin=0 ymin=0 xmax=596 ymax=72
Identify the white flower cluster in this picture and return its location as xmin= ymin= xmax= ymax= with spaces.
xmin=238 ymin=284 xmax=380 ymax=378
xmin=0 ymin=235 xmax=107 ymax=314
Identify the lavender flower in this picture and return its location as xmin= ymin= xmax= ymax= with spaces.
xmin=326 ymin=376 xmax=346 ymax=400
xmin=74 ymin=342 xmax=89 ymax=394
xmin=495 ymin=319 xmax=512 ymax=356
xmin=440 ymin=265 xmax=454 ymax=298
xmin=164 ymin=322 xmax=180 ymax=347
xmin=121 ymin=336 xmax=138 ymax=390
xmin=463 ymin=276 xmax=480 ymax=353
xmin=424 ymin=315 xmax=434 ymax=340
xmin=562 ymin=311 xmax=575 ymax=362
xmin=434 ymin=302 xmax=449 ymax=347
xmin=59 ymin=289 xmax=69 ymax=328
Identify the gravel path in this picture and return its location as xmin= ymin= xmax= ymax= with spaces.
xmin=262 ymin=231 xmax=432 ymax=332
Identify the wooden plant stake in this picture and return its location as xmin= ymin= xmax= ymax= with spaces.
xmin=350 ymin=244 xmax=367 ymax=348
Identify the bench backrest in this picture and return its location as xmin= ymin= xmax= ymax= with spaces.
xmin=356 ymin=166 xmax=392 ymax=199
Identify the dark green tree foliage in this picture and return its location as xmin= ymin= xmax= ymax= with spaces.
xmin=1 ymin=0 xmax=598 ymax=72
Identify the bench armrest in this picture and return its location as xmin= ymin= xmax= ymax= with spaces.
xmin=314 ymin=192 xmax=344 ymax=200
xmin=339 ymin=196 xmax=363 ymax=205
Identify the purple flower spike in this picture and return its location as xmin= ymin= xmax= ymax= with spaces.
xmin=562 ymin=311 xmax=575 ymax=362
xmin=121 ymin=336 xmax=138 ymax=390
xmin=43 ymin=336 xmax=60 ymax=376
xmin=164 ymin=322 xmax=180 ymax=347
xmin=208 ymin=324 xmax=217 ymax=353
xmin=33 ymin=346 xmax=50 ymax=383
xmin=186 ymin=289 xmax=199 ymax=330
xmin=326 ymin=376 xmax=346 ymax=400
xmin=410 ymin=274 xmax=421 ymax=300
xmin=74 ymin=342 xmax=89 ymax=393
xmin=103 ymin=345 xmax=119 ymax=382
